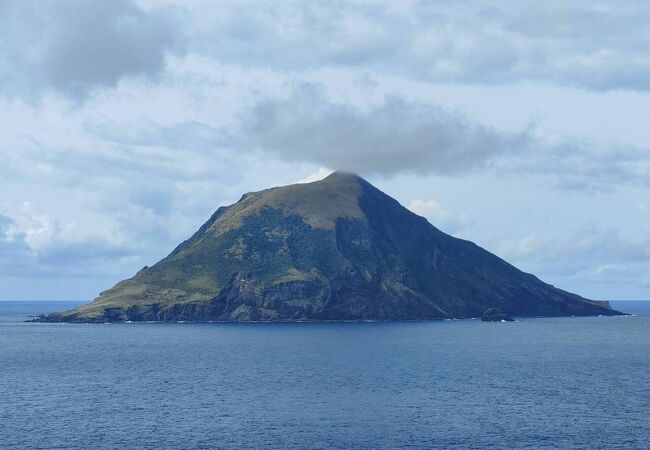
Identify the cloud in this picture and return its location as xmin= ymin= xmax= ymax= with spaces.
xmin=497 ymin=224 xmax=650 ymax=284
xmin=496 ymin=137 xmax=650 ymax=192
xmin=1 ymin=0 xmax=649 ymax=301
xmin=0 ymin=82 xmax=253 ymax=293
xmin=17 ymin=133 xmax=244 ymax=251
xmin=293 ymin=167 xmax=334 ymax=184
xmin=237 ymin=83 xmax=528 ymax=176
xmin=0 ymin=210 xmax=135 ymax=279
xmin=4 ymin=0 xmax=650 ymax=100
xmin=407 ymin=199 xmax=467 ymax=234
xmin=0 ymin=0 xmax=184 ymax=99
xmin=85 ymin=120 xmax=224 ymax=152
xmin=184 ymin=0 xmax=650 ymax=92
xmin=0 ymin=214 xmax=33 ymax=272
xmin=233 ymin=83 xmax=650 ymax=190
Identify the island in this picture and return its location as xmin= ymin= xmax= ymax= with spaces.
xmin=35 ymin=171 xmax=623 ymax=322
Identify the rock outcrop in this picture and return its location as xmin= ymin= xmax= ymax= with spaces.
xmin=481 ymin=308 xmax=515 ymax=322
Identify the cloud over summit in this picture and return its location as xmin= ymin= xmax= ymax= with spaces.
xmin=238 ymin=84 xmax=527 ymax=176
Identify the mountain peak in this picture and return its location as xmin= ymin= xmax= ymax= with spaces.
xmin=197 ymin=171 xmax=367 ymax=238
xmin=320 ymin=170 xmax=365 ymax=184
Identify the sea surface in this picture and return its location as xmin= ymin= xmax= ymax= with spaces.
xmin=1 ymin=301 xmax=649 ymax=450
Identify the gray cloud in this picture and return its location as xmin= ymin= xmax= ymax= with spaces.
xmin=5 ymin=122 xmax=247 ymax=270
xmin=0 ymin=0 xmax=184 ymax=99
xmin=498 ymin=139 xmax=650 ymax=192
xmin=234 ymin=83 xmax=650 ymax=190
xmin=37 ymin=240 xmax=135 ymax=272
xmin=0 ymin=214 xmax=33 ymax=274
xmin=3 ymin=0 xmax=650 ymax=100
xmin=185 ymin=0 xmax=650 ymax=92
xmin=85 ymin=120 xmax=224 ymax=152
xmin=237 ymin=84 xmax=529 ymax=175
xmin=497 ymin=225 xmax=650 ymax=290
xmin=0 ymin=212 xmax=135 ymax=278
xmin=4 ymin=0 xmax=650 ymax=101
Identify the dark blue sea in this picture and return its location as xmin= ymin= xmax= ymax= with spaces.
xmin=1 ymin=301 xmax=649 ymax=449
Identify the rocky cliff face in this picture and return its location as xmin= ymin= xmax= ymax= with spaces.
xmin=39 ymin=172 xmax=622 ymax=322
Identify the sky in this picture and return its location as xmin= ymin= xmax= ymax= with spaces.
xmin=1 ymin=0 xmax=649 ymax=301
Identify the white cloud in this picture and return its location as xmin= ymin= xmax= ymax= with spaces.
xmin=0 ymin=0 xmax=184 ymax=99
xmin=294 ymin=167 xmax=334 ymax=184
xmin=176 ymin=0 xmax=650 ymax=92
xmin=407 ymin=198 xmax=467 ymax=234
xmin=0 ymin=209 xmax=135 ymax=279
xmin=497 ymin=225 xmax=650 ymax=283
xmin=13 ymin=202 xmax=59 ymax=249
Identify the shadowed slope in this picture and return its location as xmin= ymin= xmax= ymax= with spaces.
xmin=39 ymin=172 xmax=622 ymax=322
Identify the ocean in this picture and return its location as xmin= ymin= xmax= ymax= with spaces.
xmin=1 ymin=301 xmax=649 ymax=449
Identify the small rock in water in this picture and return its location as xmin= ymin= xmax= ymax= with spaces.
xmin=481 ymin=308 xmax=514 ymax=322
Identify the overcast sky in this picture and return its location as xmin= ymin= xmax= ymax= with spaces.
xmin=1 ymin=0 xmax=649 ymax=301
